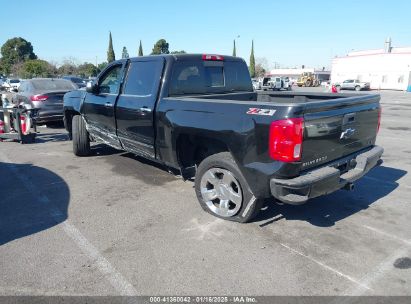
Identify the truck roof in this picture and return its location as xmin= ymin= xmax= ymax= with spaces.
xmin=113 ymin=54 xmax=245 ymax=63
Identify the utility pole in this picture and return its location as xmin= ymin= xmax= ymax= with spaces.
xmin=233 ymin=35 xmax=240 ymax=57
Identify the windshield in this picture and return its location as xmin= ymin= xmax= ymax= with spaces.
xmin=31 ymin=79 xmax=76 ymax=91
xmin=9 ymin=79 xmax=20 ymax=83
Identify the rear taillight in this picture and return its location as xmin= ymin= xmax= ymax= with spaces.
xmin=377 ymin=107 xmax=381 ymax=133
xmin=202 ymin=54 xmax=224 ymax=61
xmin=269 ymin=118 xmax=304 ymax=162
xmin=30 ymin=95 xmax=48 ymax=101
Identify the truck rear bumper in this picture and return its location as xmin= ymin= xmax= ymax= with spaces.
xmin=270 ymin=146 xmax=384 ymax=205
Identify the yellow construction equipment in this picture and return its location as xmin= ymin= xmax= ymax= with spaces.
xmin=296 ymin=72 xmax=319 ymax=87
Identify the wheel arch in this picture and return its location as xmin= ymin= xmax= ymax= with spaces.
xmin=176 ymin=133 xmax=232 ymax=177
xmin=63 ymin=108 xmax=80 ymax=137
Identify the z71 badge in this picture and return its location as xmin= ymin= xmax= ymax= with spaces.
xmin=246 ymin=108 xmax=276 ymax=116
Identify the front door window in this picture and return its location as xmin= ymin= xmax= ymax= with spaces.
xmin=99 ymin=65 xmax=122 ymax=94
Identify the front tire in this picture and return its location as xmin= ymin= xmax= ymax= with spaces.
xmin=195 ymin=152 xmax=263 ymax=223
xmin=355 ymin=86 xmax=361 ymax=91
xmin=72 ymin=115 xmax=90 ymax=156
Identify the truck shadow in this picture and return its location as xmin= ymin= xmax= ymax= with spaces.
xmin=90 ymin=144 xmax=178 ymax=186
xmin=108 ymin=152 xmax=179 ymax=186
xmin=0 ymin=162 xmax=69 ymax=246
xmin=256 ymin=165 xmax=406 ymax=227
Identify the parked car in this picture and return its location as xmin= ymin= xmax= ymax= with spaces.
xmin=15 ymin=78 xmax=77 ymax=124
xmin=267 ymin=77 xmax=282 ymax=90
xmin=62 ymin=76 xmax=86 ymax=88
xmin=336 ymin=79 xmax=370 ymax=91
xmin=5 ymin=79 xmax=21 ymax=91
xmin=281 ymin=76 xmax=291 ymax=90
xmin=251 ymin=78 xmax=260 ymax=90
xmin=261 ymin=77 xmax=272 ymax=90
xmin=64 ymin=54 xmax=383 ymax=223
xmin=261 ymin=76 xmax=291 ymax=91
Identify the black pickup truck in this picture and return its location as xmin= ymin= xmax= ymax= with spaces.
xmin=63 ymin=54 xmax=383 ymax=223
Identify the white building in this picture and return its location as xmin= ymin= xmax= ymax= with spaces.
xmin=331 ymin=38 xmax=411 ymax=91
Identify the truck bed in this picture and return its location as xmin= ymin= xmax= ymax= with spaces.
xmin=162 ymin=90 xmax=380 ymax=188
xmin=183 ymin=90 xmax=377 ymax=105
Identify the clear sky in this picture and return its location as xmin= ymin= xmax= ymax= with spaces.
xmin=1 ymin=0 xmax=410 ymax=69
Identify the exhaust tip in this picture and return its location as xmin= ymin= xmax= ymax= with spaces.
xmin=343 ymin=182 xmax=355 ymax=191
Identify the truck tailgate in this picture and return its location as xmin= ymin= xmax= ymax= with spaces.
xmin=301 ymin=94 xmax=380 ymax=170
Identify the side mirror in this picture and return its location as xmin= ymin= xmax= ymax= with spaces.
xmin=86 ymin=81 xmax=98 ymax=94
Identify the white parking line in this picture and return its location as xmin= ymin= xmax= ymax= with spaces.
xmin=362 ymin=225 xmax=411 ymax=246
xmin=280 ymin=243 xmax=371 ymax=290
xmin=0 ymin=153 xmax=137 ymax=296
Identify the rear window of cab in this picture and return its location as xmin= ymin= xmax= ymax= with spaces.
xmin=169 ymin=60 xmax=252 ymax=96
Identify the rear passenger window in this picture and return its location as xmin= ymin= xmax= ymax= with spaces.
xmin=124 ymin=61 xmax=163 ymax=96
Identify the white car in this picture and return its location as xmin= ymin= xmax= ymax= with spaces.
xmin=262 ymin=76 xmax=291 ymax=91
xmin=336 ymin=79 xmax=370 ymax=91
xmin=261 ymin=76 xmax=282 ymax=91
xmin=6 ymin=79 xmax=21 ymax=91
xmin=281 ymin=77 xmax=292 ymax=90
xmin=251 ymin=78 xmax=260 ymax=90
xmin=321 ymin=80 xmax=331 ymax=86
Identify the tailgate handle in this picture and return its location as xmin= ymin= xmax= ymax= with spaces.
xmin=343 ymin=113 xmax=356 ymax=125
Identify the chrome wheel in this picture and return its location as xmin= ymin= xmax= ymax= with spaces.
xmin=200 ymin=168 xmax=243 ymax=217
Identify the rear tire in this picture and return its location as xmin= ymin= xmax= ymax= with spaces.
xmin=355 ymin=85 xmax=361 ymax=91
xmin=72 ymin=115 xmax=90 ymax=156
xmin=195 ymin=152 xmax=263 ymax=223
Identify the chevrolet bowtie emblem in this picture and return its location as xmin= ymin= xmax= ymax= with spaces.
xmin=340 ymin=128 xmax=356 ymax=139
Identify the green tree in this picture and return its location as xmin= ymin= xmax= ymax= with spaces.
xmin=98 ymin=62 xmax=108 ymax=71
xmin=0 ymin=37 xmax=37 ymax=74
xmin=170 ymin=50 xmax=186 ymax=54
xmin=138 ymin=40 xmax=143 ymax=56
xmin=77 ymin=62 xmax=99 ymax=78
xmin=121 ymin=46 xmax=129 ymax=59
xmin=0 ymin=58 xmax=8 ymax=75
xmin=107 ymin=32 xmax=115 ymax=62
xmin=57 ymin=63 xmax=77 ymax=76
xmin=232 ymin=40 xmax=236 ymax=57
xmin=249 ymin=40 xmax=255 ymax=78
xmin=151 ymin=39 xmax=169 ymax=55
xmin=255 ymin=64 xmax=266 ymax=78
xmin=20 ymin=59 xmax=54 ymax=78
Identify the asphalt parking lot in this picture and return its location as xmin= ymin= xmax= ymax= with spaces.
xmin=0 ymin=88 xmax=410 ymax=296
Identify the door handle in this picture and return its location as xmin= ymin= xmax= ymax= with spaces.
xmin=138 ymin=107 xmax=152 ymax=113
xmin=105 ymin=102 xmax=113 ymax=108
